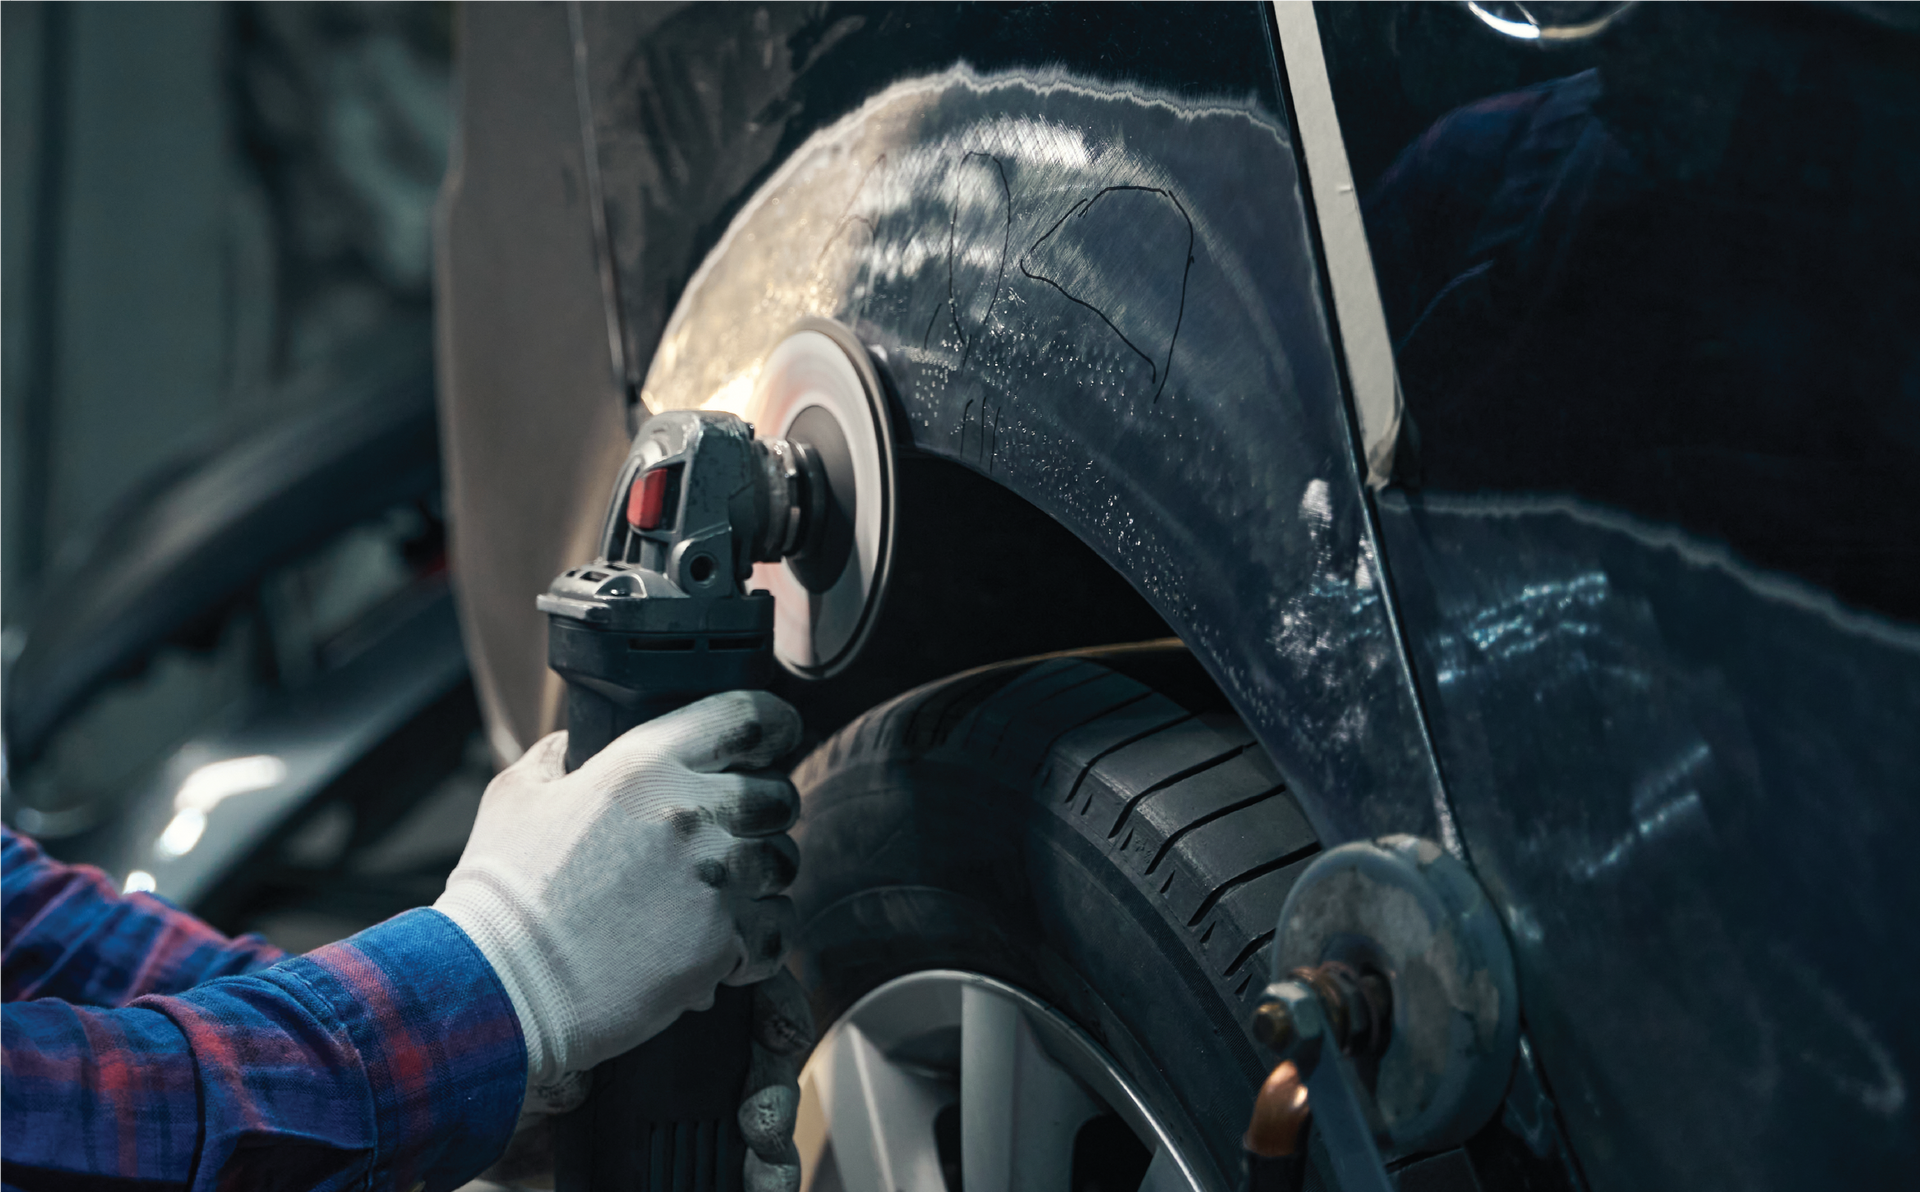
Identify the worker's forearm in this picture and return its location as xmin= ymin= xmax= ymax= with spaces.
xmin=2 ymin=907 xmax=525 ymax=1192
xmin=1 ymin=828 xmax=285 ymax=1006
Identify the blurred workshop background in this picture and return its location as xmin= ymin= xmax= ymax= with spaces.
xmin=1 ymin=2 xmax=485 ymax=952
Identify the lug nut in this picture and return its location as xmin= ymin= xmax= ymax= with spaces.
xmin=1250 ymin=998 xmax=1295 ymax=1051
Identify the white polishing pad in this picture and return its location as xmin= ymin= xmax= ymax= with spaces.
xmin=747 ymin=320 xmax=895 ymax=679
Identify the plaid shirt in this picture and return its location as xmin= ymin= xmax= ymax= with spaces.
xmin=1 ymin=828 xmax=525 ymax=1191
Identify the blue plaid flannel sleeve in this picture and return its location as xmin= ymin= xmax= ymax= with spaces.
xmin=2 ymin=829 xmax=527 ymax=1191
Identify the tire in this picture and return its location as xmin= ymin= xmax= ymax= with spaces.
xmin=789 ymin=644 xmax=1323 ymax=1192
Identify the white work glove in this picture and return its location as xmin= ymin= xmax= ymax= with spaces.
xmin=435 ymin=690 xmax=804 ymax=1089
xmin=740 ymin=967 xmax=815 ymax=1192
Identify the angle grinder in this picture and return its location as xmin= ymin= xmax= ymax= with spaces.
xmin=541 ymin=320 xmax=894 ymax=1191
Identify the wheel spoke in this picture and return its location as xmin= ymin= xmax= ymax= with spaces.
xmin=959 ymin=984 xmax=1099 ymax=1192
xmin=809 ymin=1021 xmax=953 ymax=1192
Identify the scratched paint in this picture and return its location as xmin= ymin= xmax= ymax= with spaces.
xmin=630 ymin=64 xmax=1449 ymax=851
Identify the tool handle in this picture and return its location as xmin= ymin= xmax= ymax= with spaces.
xmin=553 ymin=986 xmax=754 ymax=1192
xmin=561 ymin=685 xmax=689 ymax=773
xmin=553 ymin=681 xmax=761 ymax=1192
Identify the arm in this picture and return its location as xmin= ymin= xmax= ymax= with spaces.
xmin=2 ymin=907 xmax=525 ymax=1191
xmin=4 ymin=689 xmax=806 ymax=1191
xmin=2 ymin=827 xmax=285 ymax=1006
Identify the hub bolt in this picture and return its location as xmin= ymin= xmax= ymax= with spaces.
xmin=1250 ymin=998 xmax=1296 ymax=1051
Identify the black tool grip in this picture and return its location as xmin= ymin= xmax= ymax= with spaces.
xmin=553 ymin=986 xmax=754 ymax=1192
xmin=552 ymin=677 xmax=764 ymax=1192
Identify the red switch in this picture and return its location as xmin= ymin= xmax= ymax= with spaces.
xmin=627 ymin=467 xmax=669 ymax=529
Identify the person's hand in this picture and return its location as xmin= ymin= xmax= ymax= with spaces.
xmin=435 ymin=690 xmax=803 ymax=1087
xmin=740 ymin=969 xmax=815 ymax=1192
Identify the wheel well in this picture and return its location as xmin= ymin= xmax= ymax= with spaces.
xmin=769 ymin=452 xmax=1178 ymax=745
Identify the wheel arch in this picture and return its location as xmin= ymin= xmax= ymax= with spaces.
xmin=439 ymin=1 xmax=1448 ymax=848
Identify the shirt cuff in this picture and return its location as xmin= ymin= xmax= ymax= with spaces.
xmin=283 ymin=907 xmax=528 ymax=1191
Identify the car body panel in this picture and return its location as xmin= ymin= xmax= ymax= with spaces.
xmin=578 ymin=1 xmax=1450 ymax=853
xmin=1335 ymin=6 xmax=1920 ymax=1186
xmin=1379 ymin=491 xmax=1920 ymax=1188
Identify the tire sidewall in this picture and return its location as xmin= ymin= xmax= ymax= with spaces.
xmin=792 ymin=745 xmax=1263 ymax=1192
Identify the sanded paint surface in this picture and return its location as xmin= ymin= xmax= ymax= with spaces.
xmin=586 ymin=13 xmax=1449 ymax=852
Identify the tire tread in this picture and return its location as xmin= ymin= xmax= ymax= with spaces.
xmin=801 ymin=647 xmax=1321 ymax=1036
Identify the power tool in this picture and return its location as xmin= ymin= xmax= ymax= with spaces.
xmin=540 ymin=320 xmax=895 ymax=1192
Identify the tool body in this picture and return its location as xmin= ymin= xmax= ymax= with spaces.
xmin=541 ymin=411 xmax=826 ymax=1192
xmin=541 ymin=323 xmax=895 ymax=1191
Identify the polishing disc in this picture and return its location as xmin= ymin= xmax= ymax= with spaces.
xmin=747 ymin=319 xmax=895 ymax=679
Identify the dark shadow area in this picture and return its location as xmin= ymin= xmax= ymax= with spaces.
xmin=771 ymin=453 xmax=1173 ymax=748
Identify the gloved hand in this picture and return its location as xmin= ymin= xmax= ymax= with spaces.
xmin=434 ymin=690 xmax=803 ymax=1088
xmin=740 ymin=968 xmax=815 ymax=1192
